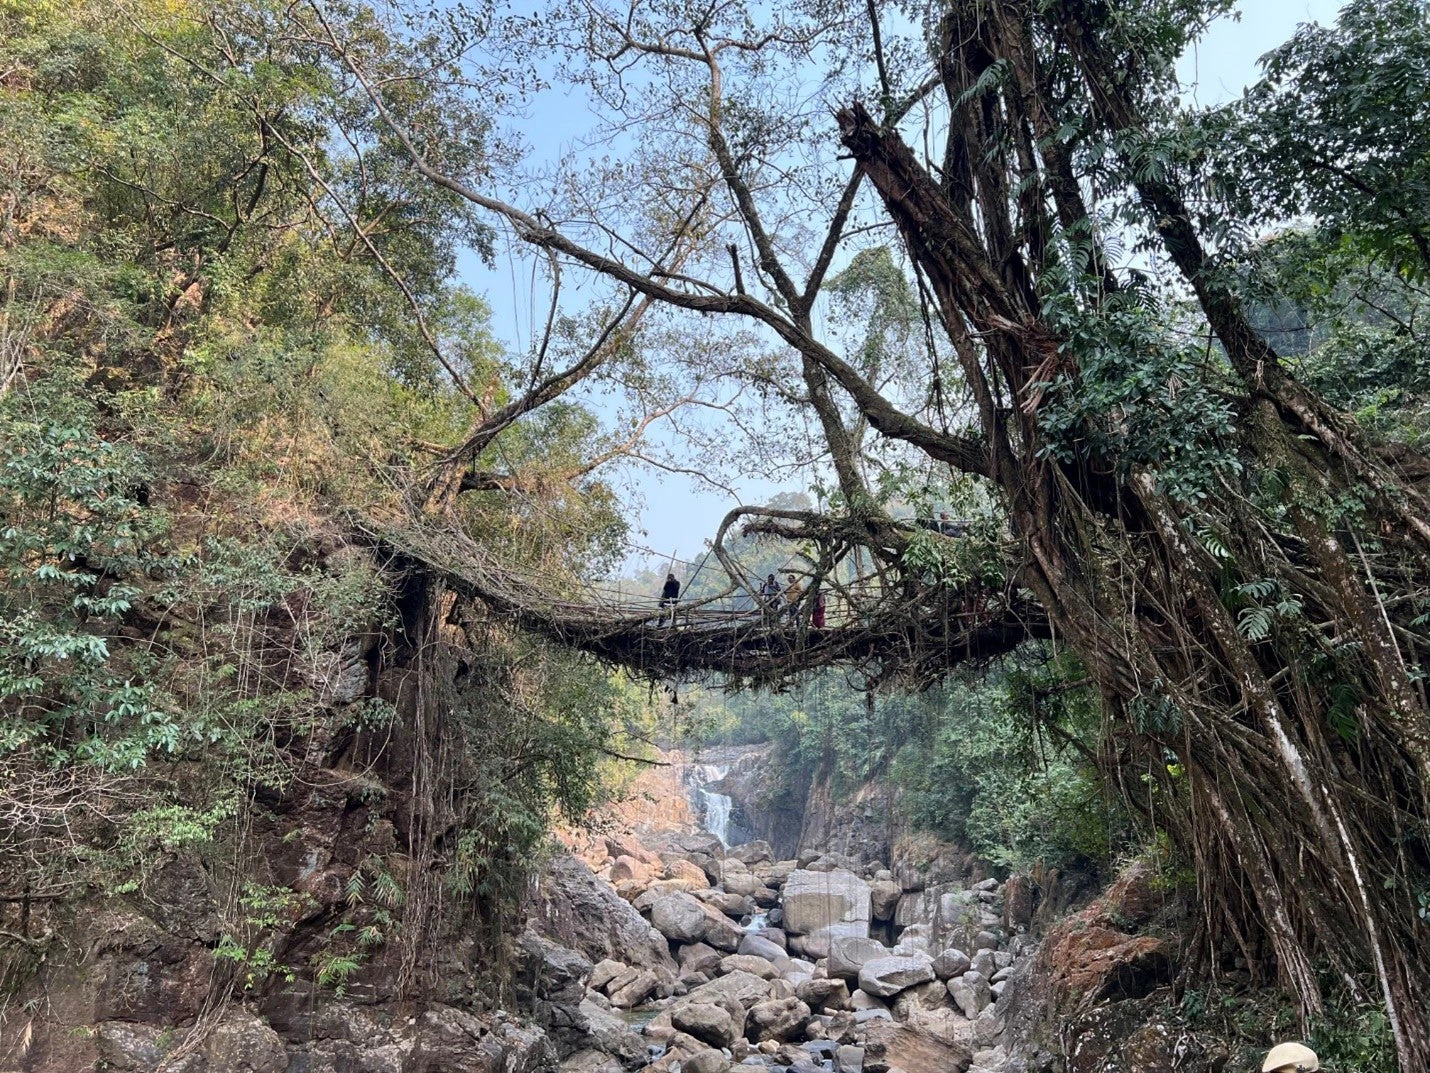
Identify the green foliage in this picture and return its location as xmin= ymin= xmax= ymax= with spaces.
xmin=691 ymin=651 xmax=1124 ymax=875
xmin=0 ymin=372 xmax=184 ymax=766
xmin=1036 ymin=252 xmax=1240 ymax=504
xmin=1305 ymin=998 xmax=1397 ymax=1071
xmin=894 ymin=659 xmax=1122 ymax=872
xmin=1235 ymin=0 xmax=1430 ymax=279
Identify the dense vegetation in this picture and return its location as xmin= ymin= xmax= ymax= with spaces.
xmin=0 ymin=0 xmax=650 ymax=1001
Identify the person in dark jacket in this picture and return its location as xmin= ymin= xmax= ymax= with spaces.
xmin=660 ymin=572 xmax=680 ymax=606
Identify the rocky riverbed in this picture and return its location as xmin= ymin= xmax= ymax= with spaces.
xmin=526 ymin=828 xmax=1043 ymax=1073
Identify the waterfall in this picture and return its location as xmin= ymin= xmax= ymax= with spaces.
xmin=688 ymin=763 xmax=734 ymax=846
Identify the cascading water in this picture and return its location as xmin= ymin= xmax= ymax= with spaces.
xmin=687 ymin=763 xmax=734 ymax=845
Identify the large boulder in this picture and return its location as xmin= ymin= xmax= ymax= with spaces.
xmin=701 ymin=890 xmax=755 ymax=919
xmin=728 ymin=841 xmax=774 ymax=865
xmin=781 ymin=870 xmax=871 ymax=940
xmin=857 ymin=1014 xmax=973 ymax=1073
xmin=178 ymin=1009 xmax=288 ymax=1073
xmin=745 ymin=997 xmax=811 ymax=1043
xmin=869 ymin=880 xmax=902 ymax=922
xmin=646 ymin=970 xmax=774 ymax=1037
xmin=534 ymin=855 xmax=677 ymax=972
xmin=737 ymin=933 xmax=790 ymax=966
xmin=577 ymin=999 xmax=648 ymax=1065
xmin=826 ymin=936 xmax=888 ymax=983
xmin=608 ymin=968 xmax=660 ymax=1008
xmin=948 ymin=970 xmax=990 ymax=1019
xmin=610 ymin=855 xmax=657 ymax=889
xmin=700 ymin=911 xmax=746 ymax=953
xmin=890 ymin=981 xmax=952 ymax=1022
xmin=408 ymin=1007 xmax=556 ymax=1073
xmin=789 ymin=922 xmax=869 ymax=961
xmin=678 ymin=943 xmax=723 ymax=976
xmin=857 ymin=955 xmax=936 ymax=999
xmin=720 ymin=954 xmax=780 ymax=980
xmin=672 ymin=1004 xmax=739 ymax=1049
xmin=930 ymin=949 xmax=970 ymax=980
xmin=651 ymin=893 xmax=713 ymax=944
xmin=665 ymin=859 xmax=712 ymax=888
xmin=721 ymin=872 xmax=763 ymax=898
xmin=796 ymin=977 xmax=851 ymax=1013
xmin=682 ymin=1049 xmax=730 ymax=1073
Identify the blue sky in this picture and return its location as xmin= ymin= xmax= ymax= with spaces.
xmin=460 ymin=0 xmax=1346 ymax=573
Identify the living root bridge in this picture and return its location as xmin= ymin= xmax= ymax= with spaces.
xmin=355 ymin=514 xmax=1048 ymax=686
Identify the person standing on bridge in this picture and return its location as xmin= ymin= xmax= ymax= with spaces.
xmin=660 ymin=572 xmax=680 ymax=606
xmin=784 ymin=572 xmax=804 ymax=619
xmin=812 ymin=588 xmax=826 ymax=628
xmin=660 ymin=571 xmax=680 ymax=626
xmin=759 ymin=573 xmax=781 ymax=622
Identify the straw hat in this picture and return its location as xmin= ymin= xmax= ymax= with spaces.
xmin=1262 ymin=1042 xmax=1319 ymax=1072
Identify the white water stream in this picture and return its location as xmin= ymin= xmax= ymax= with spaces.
xmin=687 ymin=763 xmax=734 ymax=845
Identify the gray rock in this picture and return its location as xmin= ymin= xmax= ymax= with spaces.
xmin=561 ymin=1048 xmax=624 ymax=1073
xmin=781 ymin=870 xmax=871 ymax=940
xmin=652 ymin=893 xmax=715 ymax=944
xmin=723 ymin=873 xmax=764 ymax=898
xmin=973 ymin=878 xmax=1000 ymax=893
xmin=969 ymin=950 xmax=996 ymax=979
xmin=608 ymin=968 xmax=660 ymax=1008
xmin=720 ymin=954 xmax=780 ymax=980
xmin=856 ymin=955 xmax=936 ymax=999
xmin=729 ymin=841 xmax=774 ymax=865
xmin=890 ymin=981 xmax=952 ymax=1021
xmin=852 ymin=1008 xmax=892 ymax=1025
xmin=703 ymin=890 xmax=757 ymax=918
xmin=972 ymin=931 xmax=999 ymax=952
xmin=930 ymin=949 xmax=970 ymax=980
xmin=745 ymin=997 xmax=812 ymax=1043
xmin=679 ymin=942 xmax=724 ymax=976
xmin=826 ymin=936 xmax=888 ymax=983
xmin=645 ymin=969 xmax=774 ymax=1038
xmin=536 ymin=855 xmax=676 ymax=972
xmin=590 ymin=958 xmax=627 ymax=992
xmin=408 ymin=1007 xmax=554 ymax=1073
xmin=576 ymin=998 xmax=647 ymax=1064
xmin=972 ymin=1006 xmax=1002 ymax=1047
xmin=672 ymin=1003 xmax=739 ymax=1049
xmin=703 ymin=913 xmax=747 ymax=953
xmin=948 ymin=971 xmax=990 ymax=1019
xmin=836 ymin=1045 xmax=865 ymax=1073
xmin=738 ymin=934 xmax=790 ymax=965
xmin=990 ymin=980 xmax=1007 ymax=999
xmin=790 ymin=922 xmax=871 ymax=960
xmin=993 ymin=951 xmax=1013 ymax=970
xmin=796 ymin=977 xmax=851 ymax=1012
xmin=869 ymin=880 xmax=902 ymax=922
xmin=849 ymin=989 xmax=887 ymax=1012
xmin=684 ymin=1048 xmax=732 ymax=1073
xmin=95 ymin=1021 xmax=166 ymax=1071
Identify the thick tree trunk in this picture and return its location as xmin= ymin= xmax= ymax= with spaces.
xmin=837 ymin=26 xmax=1430 ymax=1064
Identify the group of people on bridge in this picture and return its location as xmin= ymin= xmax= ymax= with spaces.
xmin=756 ymin=571 xmax=826 ymax=627
xmin=656 ymin=569 xmax=826 ymax=628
